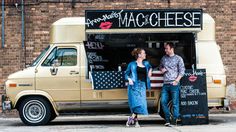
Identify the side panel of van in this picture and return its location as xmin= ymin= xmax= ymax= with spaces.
xmin=35 ymin=45 xmax=81 ymax=110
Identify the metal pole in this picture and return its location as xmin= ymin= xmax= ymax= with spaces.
xmin=21 ymin=0 xmax=25 ymax=48
xmin=1 ymin=0 xmax=5 ymax=48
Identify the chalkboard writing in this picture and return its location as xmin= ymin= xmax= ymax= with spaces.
xmin=85 ymin=9 xmax=202 ymax=30
xmin=180 ymin=69 xmax=209 ymax=125
xmin=84 ymin=41 xmax=116 ymax=71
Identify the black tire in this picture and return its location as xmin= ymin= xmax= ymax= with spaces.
xmin=159 ymin=100 xmax=173 ymax=119
xmin=49 ymin=111 xmax=57 ymax=122
xmin=19 ymin=97 xmax=52 ymax=126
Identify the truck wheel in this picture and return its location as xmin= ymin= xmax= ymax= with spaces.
xmin=159 ymin=100 xmax=173 ymax=119
xmin=19 ymin=97 xmax=52 ymax=126
xmin=49 ymin=111 xmax=57 ymax=121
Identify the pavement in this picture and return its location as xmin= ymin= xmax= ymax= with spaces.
xmin=0 ymin=112 xmax=236 ymax=132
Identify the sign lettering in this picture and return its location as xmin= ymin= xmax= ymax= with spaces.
xmin=85 ymin=9 xmax=202 ymax=29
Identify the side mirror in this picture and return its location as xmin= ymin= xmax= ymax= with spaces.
xmin=52 ymin=59 xmax=59 ymax=67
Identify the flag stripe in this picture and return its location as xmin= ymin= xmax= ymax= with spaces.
xmin=151 ymin=70 xmax=163 ymax=89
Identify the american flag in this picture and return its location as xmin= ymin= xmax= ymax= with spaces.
xmin=150 ymin=70 xmax=164 ymax=89
xmin=91 ymin=71 xmax=126 ymax=90
xmin=91 ymin=70 xmax=164 ymax=90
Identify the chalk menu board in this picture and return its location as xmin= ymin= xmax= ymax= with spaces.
xmin=180 ymin=69 xmax=209 ymax=125
xmin=83 ymin=41 xmax=114 ymax=71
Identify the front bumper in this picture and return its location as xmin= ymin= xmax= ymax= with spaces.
xmin=1 ymin=94 xmax=12 ymax=111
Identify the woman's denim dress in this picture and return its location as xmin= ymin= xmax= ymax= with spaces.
xmin=125 ymin=61 xmax=152 ymax=115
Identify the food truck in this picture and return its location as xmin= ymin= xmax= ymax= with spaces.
xmin=2 ymin=9 xmax=229 ymax=126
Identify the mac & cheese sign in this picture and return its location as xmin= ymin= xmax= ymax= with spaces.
xmin=85 ymin=9 xmax=202 ymax=30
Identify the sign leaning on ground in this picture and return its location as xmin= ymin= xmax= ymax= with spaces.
xmin=180 ymin=69 xmax=209 ymax=125
xmin=85 ymin=9 xmax=202 ymax=30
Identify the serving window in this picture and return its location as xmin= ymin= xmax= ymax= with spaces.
xmin=86 ymin=33 xmax=196 ymax=71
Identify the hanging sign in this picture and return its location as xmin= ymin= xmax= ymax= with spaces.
xmin=85 ymin=9 xmax=202 ymax=30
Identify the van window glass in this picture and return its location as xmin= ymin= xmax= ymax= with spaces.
xmin=56 ymin=48 xmax=77 ymax=66
xmin=42 ymin=48 xmax=57 ymax=66
xmin=42 ymin=48 xmax=77 ymax=66
xmin=31 ymin=46 xmax=50 ymax=66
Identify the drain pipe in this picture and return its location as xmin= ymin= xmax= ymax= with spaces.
xmin=21 ymin=0 xmax=25 ymax=48
xmin=21 ymin=0 xmax=27 ymax=68
xmin=1 ymin=0 xmax=4 ymax=48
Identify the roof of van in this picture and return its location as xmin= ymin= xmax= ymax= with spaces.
xmin=52 ymin=17 xmax=85 ymax=26
xmin=203 ymin=13 xmax=215 ymax=24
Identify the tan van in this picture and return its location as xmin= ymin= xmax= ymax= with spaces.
xmin=2 ymin=10 xmax=229 ymax=126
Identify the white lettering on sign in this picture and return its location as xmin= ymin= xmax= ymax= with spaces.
xmin=90 ymin=65 xmax=105 ymax=70
xmin=86 ymin=10 xmax=124 ymax=27
xmin=136 ymin=13 xmax=145 ymax=27
xmin=181 ymin=101 xmax=199 ymax=106
xmin=184 ymin=12 xmax=193 ymax=27
xmin=184 ymin=70 xmax=205 ymax=76
xmin=188 ymin=101 xmax=198 ymax=105
xmin=192 ymin=12 xmax=201 ymax=27
xmin=149 ymin=13 xmax=158 ymax=26
xmin=87 ymin=52 xmax=108 ymax=63
xmin=117 ymin=11 xmax=201 ymax=28
xmin=85 ymin=42 xmax=104 ymax=49
xmin=180 ymin=85 xmax=205 ymax=98
xmin=128 ymin=12 xmax=136 ymax=27
xmin=175 ymin=12 xmax=184 ymax=27
xmin=87 ymin=52 xmax=103 ymax=63
xmin=181 ymin=101 xmax=187 ymax=106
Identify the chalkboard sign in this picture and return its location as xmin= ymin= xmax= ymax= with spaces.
xmin=180 ymin=69 xmax=209 ymax=125
xmin=85 ymin=9 xmax=202 ymax=30
xmin=83 ymin=41 xmax=115 ymax=71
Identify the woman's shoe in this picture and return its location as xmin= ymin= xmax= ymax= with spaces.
xmin=126 ymin=116 xmax=135 ymax=127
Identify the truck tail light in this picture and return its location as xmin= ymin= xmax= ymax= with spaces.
xmin=213 ymin=79 xmax=221 ymax=84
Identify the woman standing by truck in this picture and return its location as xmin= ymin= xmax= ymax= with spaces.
xmin=125 ymin=48 xmax=152 ymax=127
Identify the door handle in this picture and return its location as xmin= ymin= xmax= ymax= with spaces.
xmin=70 ymin=71 xmax=79 ymax=75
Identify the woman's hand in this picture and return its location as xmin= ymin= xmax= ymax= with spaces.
xmin=128 ymin=78 xmax=134 ymax=85
xmin=148 ymin=69 xmax=152 ymax=78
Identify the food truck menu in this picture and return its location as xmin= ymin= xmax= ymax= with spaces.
xmin=180 ymin=69 xmax=209 ymax=125
xmin=84 ymin=41 xmax=113 ymax=71
xmin=84 ymin=41 xmax=126 ymax=89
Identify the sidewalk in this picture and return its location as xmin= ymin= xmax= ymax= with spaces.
xmin=230 ymin=99 xmax=236 ymax=110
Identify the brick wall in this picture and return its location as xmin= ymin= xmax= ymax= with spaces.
xmin=0 ymin=0 xmax=236 ymax=113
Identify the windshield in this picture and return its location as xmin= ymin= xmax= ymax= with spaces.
xmin=31 ymin=46 xmax=50 ymax=66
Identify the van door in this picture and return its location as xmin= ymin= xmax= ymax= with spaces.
xmin=35 ymin=45 xmax=80 ymax=110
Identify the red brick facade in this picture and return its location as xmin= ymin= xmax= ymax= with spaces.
xmin=0 ymin=0 xmax=236 ymax=113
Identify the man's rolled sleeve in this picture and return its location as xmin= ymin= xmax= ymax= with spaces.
xmin=178 ymin=57 xmax=185 ymax=77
